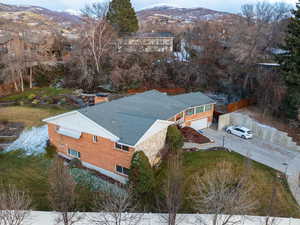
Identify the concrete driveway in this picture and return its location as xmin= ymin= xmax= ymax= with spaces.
xmin=201 ymin=128 xmax=297 ymax=173
xmin=200 ymin=128 xmax=300 ymax=204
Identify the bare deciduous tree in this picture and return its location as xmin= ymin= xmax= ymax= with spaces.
xmin=67 ymin=2 xmax=116 ymax=90
xmin=48 ymin=157 xmax=82 ymax=225
xmin=190 ymin=161 xmax=257 ymax=225
xmin=254 ymin=68 xmax=286 ymax=117
xmin=0 ymin=184 xmax=31 ymax=225
xmin=91 ymin=186 xmax=142 ymax=225
xmin=163 ymin=153 xmax=184 ymax=225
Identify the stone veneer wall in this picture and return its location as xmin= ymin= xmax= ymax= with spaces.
xmin=135 ymin=127 xmax=169 ymax=165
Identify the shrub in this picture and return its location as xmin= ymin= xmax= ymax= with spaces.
xmin=45 ymin=143 xmax=57 ymax=159
xmin=129 ymin=151 xmax=155 ymax=210
xmin=32 ymin=99 xmax=40 ymax=105
xmin=28 ymin=94 xmax=36 ymax=100
xmin=69 ymin=158 xmax=82 ymax=169
xmin=166 ymin=126 xmax=184 ymax=152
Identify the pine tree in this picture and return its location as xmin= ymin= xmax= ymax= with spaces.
xmin=106 ymin=0 xmax=139 ymax=34
xmin=277 ymin=1 xmax=300 ymax=118
xmin=128 ymin=151 xmax=155 ymax=210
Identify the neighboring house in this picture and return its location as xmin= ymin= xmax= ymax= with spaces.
xmin=44 ymin=90 xmax=215 ymax=183
xmin=117 ymin=32 xmax=175 ymax=53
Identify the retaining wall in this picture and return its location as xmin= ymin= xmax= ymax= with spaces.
xmin=229 ymin=112 xmax=300 ymax=152
xmin=8 ymin=212 xmax=300 ymax=225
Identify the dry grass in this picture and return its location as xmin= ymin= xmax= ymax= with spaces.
xmin=0 ymin=106 xmax=69 ymax=127
xmin=155 ymin=150 xmax=300 ymax=218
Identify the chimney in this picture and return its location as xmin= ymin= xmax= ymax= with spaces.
xmin=94 ymin=93 xmax=109 ymax=104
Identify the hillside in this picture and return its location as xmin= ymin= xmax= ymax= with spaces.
xmin=137 ymin=5 xmax=239 ymax=26
xmin=0 ymin=3 xmax=80 ymax=39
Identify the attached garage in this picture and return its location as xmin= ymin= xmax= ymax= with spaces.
xmin=190 ymin=118 xmax=208 ymax=130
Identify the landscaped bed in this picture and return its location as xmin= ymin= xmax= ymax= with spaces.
xmin=180 ymin=127 xmax=211 ymax=144
xmin=0 ymin=87 xmax=80 ymax=109
xmin=0 ymin=121 xmax=24 ymax=137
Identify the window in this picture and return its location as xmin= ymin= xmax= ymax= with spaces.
xmin=235 ymin=128 xmax=244 ymax=133
xmin=205 ymin=104 xmax=212 ymax=112
xmin=93 ymin=136 xmax=98 ymax=143
xmin=115 ymin=143 xmax=129 ymax=152
xmin=196 ymin=106 xmax=205 ymax=114
xmin=116 ymin=165 xmax=129 ymax=176
xmin=185 ymin=108 xmax=195 ymax=116
xmin=68 ymin=149 xmax=81 ymax=158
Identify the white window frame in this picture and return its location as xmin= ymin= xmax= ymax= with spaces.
xmin=93 ymin=135 xmax=98 ymax=143
xmin=185 ymin=108 xmax=195 ymax=116
xmin=196 ymin=106 xmax=205 ymax=114
xmin=116 ymin=165 xmax=129 ymax=176
xmin=68 ymin=149 xmax=81 ymax=159
xmin=205 ymin=104 xmax=212 ymax=112
xmin=115 ymin=143 xmax=130 ymax=152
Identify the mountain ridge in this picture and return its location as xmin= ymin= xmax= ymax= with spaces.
xmin=136 ymin=5 xmax=235 ymax=26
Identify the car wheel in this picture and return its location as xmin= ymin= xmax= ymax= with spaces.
xmin=242 ymin=135 xmax=246 ymax=139
xmin=227 ymin=130 xmax=231 ymax=134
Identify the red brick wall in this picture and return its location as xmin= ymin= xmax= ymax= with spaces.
xmin=48 ymin=124 xmax=134 ymax=177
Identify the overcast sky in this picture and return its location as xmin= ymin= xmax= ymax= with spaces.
xmin=1 ymin=0 xmax=298 ymax=13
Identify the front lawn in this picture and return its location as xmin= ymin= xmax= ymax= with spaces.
xmin=0 ymin=106 xmax=69 ymax=127
xmin=155 ymin=150 xmax=300 ymax=218
xmin=0 ymin=150 xmax=105 ymax=211
xmin=0 ymin=151 xmax=51 ymax=210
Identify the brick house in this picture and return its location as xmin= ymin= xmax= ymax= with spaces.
xmin=117 ymin=32 xmax=175 ymax=53
xmin=44 ymin=90 xmax=215 ymax=183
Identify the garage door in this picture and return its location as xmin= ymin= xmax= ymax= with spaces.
xmin=191 ymin=118 xmax=208 ymax=130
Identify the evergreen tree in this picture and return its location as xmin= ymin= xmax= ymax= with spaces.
xmin=166 ymin=126 xmax=184 ymax=153
xmin=106 ymin=0 xmax=139 ymax=34
xmin=277 ymin=0 xmax=300 ymax=118
xmin=128 ymin=151 xmax=155 ymax=210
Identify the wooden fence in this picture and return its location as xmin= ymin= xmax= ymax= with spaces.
xmin=128 ymin=88 xmax=186 ymax=95
xmin=227 ymin=98 xmax=255 ymax=113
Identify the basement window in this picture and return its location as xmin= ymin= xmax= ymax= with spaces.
xmin=115 ymin=143 xmax=129 ymax=152
xmin=116 ymin=165 xmax=129 ymax=176
xmin=68 ymin=149 xmax=81 ymax=159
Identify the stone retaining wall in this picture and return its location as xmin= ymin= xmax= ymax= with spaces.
xmin=218 ymin=112 xmax=300 ymax=152
xmin=230 ymin=112 xmax=300 ymax=152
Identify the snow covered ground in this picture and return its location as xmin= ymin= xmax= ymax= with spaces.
xmin=6 ymin=212 xmax=300 ymax=225
xmin=5 ymin=125 xmax=48 ymax=155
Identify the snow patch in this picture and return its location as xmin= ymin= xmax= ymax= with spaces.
xmin=139 ymin=3 xmax=182 ymax=11
xmin=64 ymin=9 xmax=81 ymax=16
xmin=5 ymin=125 xmax=49 ymax=155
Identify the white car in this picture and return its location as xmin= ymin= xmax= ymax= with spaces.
xmin=226 ymin=126 xmax=253 ymax=139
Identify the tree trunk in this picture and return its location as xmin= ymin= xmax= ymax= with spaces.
xmin=29 ymin=67 xmax=33 ymax=89
xmin=169 ymin=212 xmax=176 ymax=225
xmin=13 ymin=80 xmax=19 ymax=92
xmin=19 ymin=71 xmax=24 ymax=92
